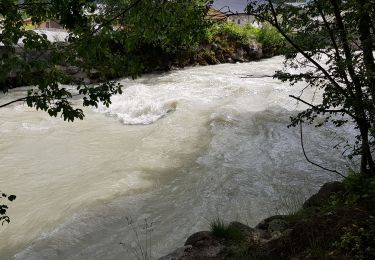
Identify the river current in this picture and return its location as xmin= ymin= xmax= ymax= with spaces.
xmin=0 ymin=56 xmax=354 ymax=259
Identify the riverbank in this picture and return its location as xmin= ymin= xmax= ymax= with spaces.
xmin=160 ymin=176 xmax=375 ymax=259
xmin=4 ymin=22 xmax=285 ymax=88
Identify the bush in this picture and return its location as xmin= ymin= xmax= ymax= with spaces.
xmin=256 ymin=23 xmax=285 ymax=50
xmin=333 ymin=217 xmax=375 ymax=260
xmin=344 ymin=173 xmax=375 ymax=203
xmin=205 ymin=22 xmax=258 ymax=45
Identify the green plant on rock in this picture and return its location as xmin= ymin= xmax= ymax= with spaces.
xmin=205 ymin=22 xmax=258 ymax=45
xmin=333 ymin=216 xmax=375 ymax=260
xmin=210 ymin=218 xmax=244 ymax=241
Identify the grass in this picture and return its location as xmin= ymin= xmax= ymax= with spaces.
xmin=210 ymin=218 xmax=244 ymax=241
xmin=120 ymin=217 xmax=154 ymax=260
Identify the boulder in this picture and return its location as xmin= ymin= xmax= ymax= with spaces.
xmin=246 ymin=44 xmax=262 ymax=60
xmin=303 ymin=182 xmax=345 ymax=209
xmin=184 ymin=231 xmax=221 ymax=247
xmin=228 ymin=221 xmax=254 ymax=234
xmin=231 ymin=48 xmax=245 ymax=62
xmin=64 ymin=66 xmax=80 ymax=75
xmin=256 ymin=215 xmax=288 ymax=231
xmin=158 ymin=246 xmax=192 ymax=260
xmin=158 ymin=231 xmax=226 ymax=260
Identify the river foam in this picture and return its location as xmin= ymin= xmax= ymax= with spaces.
xmin=95 ymin=85 xmax=178 ymax=125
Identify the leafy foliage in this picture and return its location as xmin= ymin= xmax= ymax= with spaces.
xmin=0 ymin=192 xmax=16 ymax=225
xmin=344 ymin=173 xmax=375 ymax=203
xmin=0 ymin=0 xmax=210 ymax=120
xmin=247 ymin=0 xmax=375 ymax=175
xmin=333 ymin=217 xmax=375 ymax=260
xmin=256 ymin=23 xmax=284 ymax=52
xmin=205 ymin=22 xmax=261 ymax=46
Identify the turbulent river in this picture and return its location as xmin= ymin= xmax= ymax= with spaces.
xmin=0 ymin=56 xmax=354 ymax=259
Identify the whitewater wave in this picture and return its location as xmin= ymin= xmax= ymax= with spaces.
xmin=95 ymin=85 xmax=177 ymax=125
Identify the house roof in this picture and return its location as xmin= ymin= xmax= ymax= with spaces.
xmin=207 ymin=8 xmax=227 ymax=21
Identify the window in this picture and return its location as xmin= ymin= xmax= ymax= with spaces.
xmin=237 ymin=19 xmax=240 ymax=25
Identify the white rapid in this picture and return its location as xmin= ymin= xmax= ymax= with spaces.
xmin=0 ymin=56 xmax=354 ymax=259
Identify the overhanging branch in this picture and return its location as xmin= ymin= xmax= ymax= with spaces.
xmin=0 ymin=97 xmax=27 ymax=108
xmin=300 ymin=123 xmax=345 ymax=178
xmin=289 ymin=94 xmax=356 ymax=119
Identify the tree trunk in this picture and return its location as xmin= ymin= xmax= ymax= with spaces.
xmin=357 ymin=0 xmax=375 ymax=106
xmin=359 ymin=122 xmax=375 ymax=176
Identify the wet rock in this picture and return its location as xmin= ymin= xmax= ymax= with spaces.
xmin=246 ymin=44 xmax=262 ymax=59
xmin=228 ymin=221 xmax=254 ymax=234
xmin=184 ymin=231 xmax=220 ymax=247
xmin=159 ymin=231 xmax=227 ymax=260
xmin=256 ymin=215 xmax=288 ymax=231
xmin=231 ymin=48 xmax=245 ymax=62
xmin=158 ymin=246 xmax=192 ymax=260
xmin=303 ymin=182 xmax=344 ymax=209
xmin=64 ymin=66 xmax=80 ymax=75
xmin=211 ymin=42 xmax=219 ymax=50
xmin=268 ymin=218 xmax=289 ymax=233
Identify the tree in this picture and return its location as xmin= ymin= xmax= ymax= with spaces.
xmin=247 ymin=0 xmax=375 ymax=176
xmin=0 ymin=0 xmax=210 ymax=119
xmin=0 ymin=0 xmax=210 ymax=223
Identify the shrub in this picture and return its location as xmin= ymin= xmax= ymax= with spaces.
xmin=333 ymin=217 xmax=375 ymax=260
xmin=256 ymin=23 xmax=285 ymax=50
xmin=205 ymin=22 xmax=258 ymax=45
xmin=344 ymin=173 xmax=375 ymax=203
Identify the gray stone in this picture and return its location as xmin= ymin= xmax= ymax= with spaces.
xmin=303 ymin=182 xmax=344 ymax=209
xmin=247 ymin=44 xmax=262 ymax=59
xmin=184 ymin=231 xmax=216 ymax=247
xmin=64 ymin=66 xmax=80 ymax=75
xmin=158 ymin=246 xmax=192 ymax=260
xmin=228 ymin=221 xmax=254 ymax=234
xmin=231 ymin=48 xmax=245 ymax=62
xmin=268 ymin=218 xmax=289 ymax=233
xmin=256 ymin=215 xmax=288 ymax=230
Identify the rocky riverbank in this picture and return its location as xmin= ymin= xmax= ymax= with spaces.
xmin=58 ymin=39 xmax=265 ymax=85
xmin=3 ymin=38 xmax=268 ymax=88
xmin=159 ymin=181 xmax=375 ymax=259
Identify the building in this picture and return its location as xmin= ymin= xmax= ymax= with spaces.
xmin=211 ymin=0 xmax=258 ymax=27
xmin=226 ymin=13 xmax=257 ymax=27
xmin=23 ymin=18 xmax=64 ymax=30
xmin=207 ymin=8 xmax=227 ymax=22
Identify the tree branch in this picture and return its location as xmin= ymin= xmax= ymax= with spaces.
xmin=0 ymin=97 xmax=27 ymax=108
xmin=93 ymin=0 xmax=143 ymax=33
xmin=289 ymin=94 xmax=356 ymax=119
xmin=300 ymin=123 xmax=345 ymax=178
xmin=261 ymin=0 xmax=350 ymax=100
xmin=314 ymin=0 xmax=353 ymax=96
